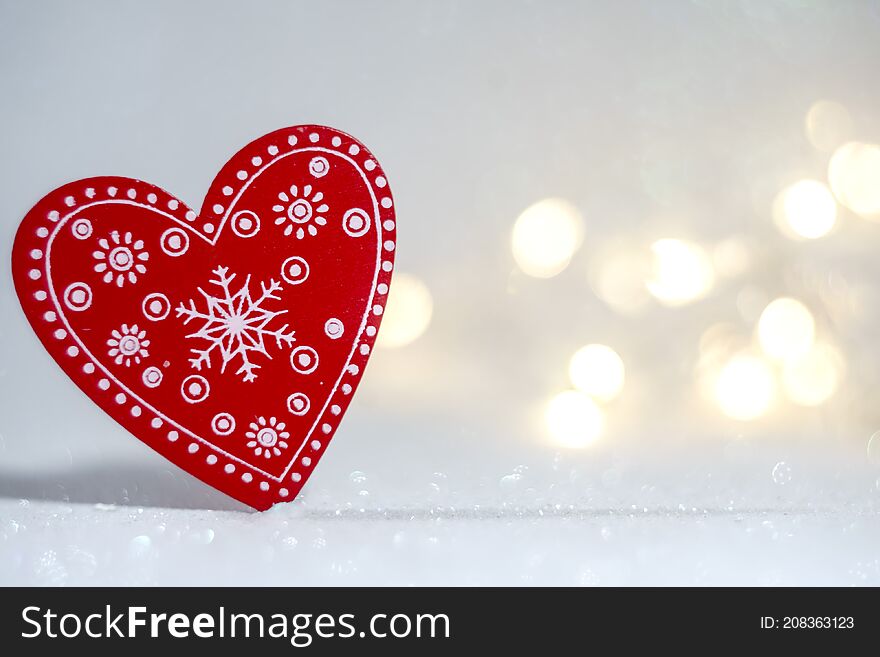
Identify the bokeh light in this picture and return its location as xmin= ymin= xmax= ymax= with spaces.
xmin=714 ymin=354 xmax=776 ymax=421
xmin=804 ymin=100 xmax=852 ymax=152
xmin=511 ymin=198 xmax=583 ymax=278
xmin=699 ymin=323 xmax=747 ymax=364
xmin=590 ymin=246 xmax=651 ymax=315
xmin=696 ymin=323 xmax=748 ymax=401
xmin=646 ymin=239 xmax=715 ymax=306
xmin=757 ymin=297 xmax=815 ymax=362
xmin=828 ymin=142 xmax=880 ymax=218
xmin=712 ymin=238 xmax=751 ymax=278
xmin=568 ymin=344 xmax=625 ymax=402
xmin=781 ymin=343 xmax=843 ymax=407
xmin=774 ymin=179 xmax=837 ymax=240
xmin=376 ymin=273 xmax=433 ymax=349
xmin=544 ymin=390 xmax=604 ymax=448
xmin=736 ymin=286 xmax=771 ymax=325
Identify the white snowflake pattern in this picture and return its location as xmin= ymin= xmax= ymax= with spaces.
xmin=175 ymin=266 xmax=296 ymax=382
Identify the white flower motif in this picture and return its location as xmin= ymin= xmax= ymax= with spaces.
xmin=273 ymin=184 xmax=329 ymax=239
xmin=245 ymin=416 xmax=290 ymax=459
xmin=93 ymin=230 xmax=149 ymax=287
xmin=107 ymin=323 xmax=150 ymax=366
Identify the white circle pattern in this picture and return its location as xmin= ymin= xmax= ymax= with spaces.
xmin=63 ymin=282 xmax=92 ymax=312
xmin=142 ymin=293 xmax=171 ymax=321
xmin=324 ymin=318 xmax=344 ymax=339
xmin=181 ymin=374 xmax=210 ymax=403
xmin=309 ymin=156 xmax=330 ymax=178
xmin=142 ymin=366 xmax=163 ymax=388
xmin=160 ymin=227 xmax=189 ymax=256
xmin=280 ymin=256 xmax=309 ymax=285
xmin=287 ymin=392 xmax=311 ymax=416
xmin=290 ymin=346 xmax=319 ymax=375
xmin=342 ymin=208 xmax=370 ymax=238
xmin=231 ymin=210 xmax=261 ymax=238
xmin=212 ymin=413 xmax=236 ymax=436
xmin=71 ymin=218 xmax=93 ymax=240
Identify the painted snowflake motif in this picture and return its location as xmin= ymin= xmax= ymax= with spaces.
xmin=273 ymin=184 xmax=329 ymax=239
xmin=175 ymin=266 xmax=296 ymax=382
xmin=107 ymin=323 xmax=150 ymax=366
xmin=93 ymin=230 xmax=149 ymax=287
xmin=245 ymin=416 xmax=290 ymax=459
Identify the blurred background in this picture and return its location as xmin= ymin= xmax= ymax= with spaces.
xmin=2 ymin=0 xmax=880 ymax=585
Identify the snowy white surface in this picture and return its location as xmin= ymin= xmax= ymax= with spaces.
xmin=2 ymin=440 xmax=879 ymax=586
xmin=0 ymin=501 xmax=880 ymax=586
xmin=3 ymin=501 xmax=879 ymax=586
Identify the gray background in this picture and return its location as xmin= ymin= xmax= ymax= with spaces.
xmin=1 ymin=1 xmax=880 ymax=584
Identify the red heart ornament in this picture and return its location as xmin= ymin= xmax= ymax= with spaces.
xmin=11 ymin=125 xmax=395 ymax=510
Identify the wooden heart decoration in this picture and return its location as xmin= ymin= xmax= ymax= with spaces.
xmin=11 ymin=125 xmax=395 ymax=510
